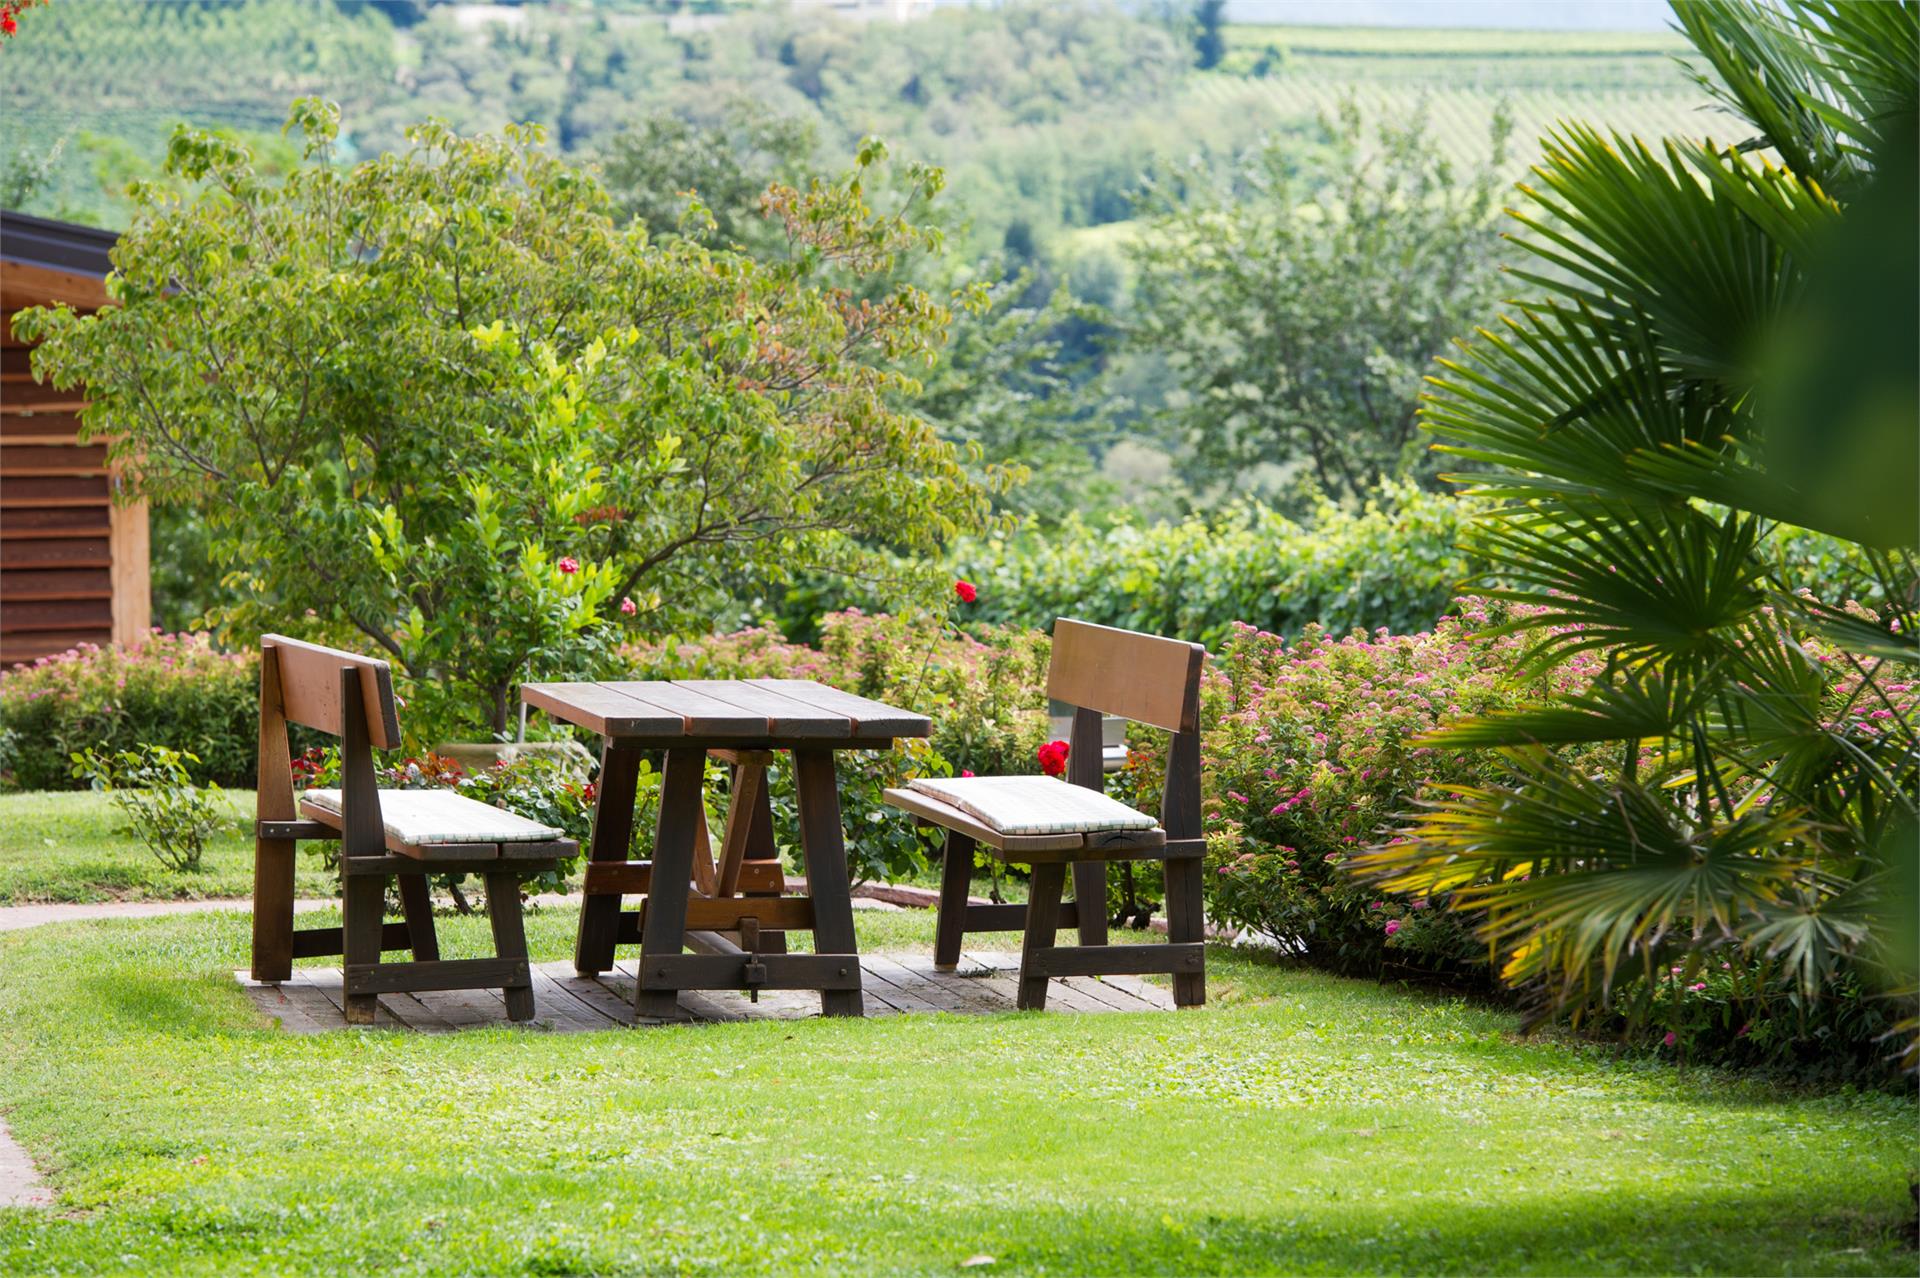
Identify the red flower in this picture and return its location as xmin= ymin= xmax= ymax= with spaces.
xmin=953 ymin=579 xmax=977 ymax=603
xmin=558 ymin=556 xmax=580 ymax=575
xmin=1037 ymin=739 xmax=1069 ymax=777
xmin=619 ymin=596 xmax=637 ymax=616
xmin=1 ymin=14 xmax=15 ymax=35
xmin=960 ymin=768 xmax=974 ymax=778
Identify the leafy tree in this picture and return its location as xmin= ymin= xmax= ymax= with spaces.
xmin=1354 ymin=0 xmax=1919 ymax=1064
xmin=16 ymin=101 xmax=990 ymax=739
xmin=1192 ymin=0 xmax=1226 ymax=71
xmin=1126 ymin=100 xmax=1512 ymax=504
xmin=598 ymin=103 xmax=817 ymax=252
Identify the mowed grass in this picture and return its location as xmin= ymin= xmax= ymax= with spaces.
xmin=0 ymin=790 xmax=341 ymax=906
xmin=0 ymin=903 xmax=1914 ymax=1276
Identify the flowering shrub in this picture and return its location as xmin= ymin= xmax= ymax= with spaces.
xmin=1184 ymin=602 xmax=1604 ymax=976
xmin=1 ymin=633 xmax=259 ymax=791
xmin=1622 ymin=959 xmax=1903 ymax=1082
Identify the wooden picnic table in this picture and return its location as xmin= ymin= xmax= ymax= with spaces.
xmin=520 ymin=678 xmax=930 ymax=1018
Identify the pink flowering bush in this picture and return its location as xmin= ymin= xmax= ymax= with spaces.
xmin=1182 ymin=601 xmax=1606 ymax=976
xmin=1615 ymin=957 xmax=1902 ymax=1081
xmin=1 ymin=633 xmax=259 ymax=791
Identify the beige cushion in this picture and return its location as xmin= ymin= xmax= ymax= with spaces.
xmin=905 ymin=775 xmax=1158 ymax=836
xmin=300 ymin=789 xmax=564 ymax=846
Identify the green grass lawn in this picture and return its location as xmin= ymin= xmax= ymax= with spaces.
xmin=0 ymin=790 xmax=339 ymax=905
xmin=0 ymin=901 xmax=1914 ymax=1276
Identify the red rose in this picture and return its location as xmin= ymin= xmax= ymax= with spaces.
xmin=953 ymin=579 xmax=977 ymax=603
xmin=1037 ymin=739 xmax=1069 ymax=777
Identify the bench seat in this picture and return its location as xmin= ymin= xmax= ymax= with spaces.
xmin=884 ymin=784 xmax=1201 ymax=862
xmin=300 ymin=788 xmax=566 ymax=859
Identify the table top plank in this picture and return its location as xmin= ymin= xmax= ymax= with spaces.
xmin=746 ymin=679 xmax=931 ymax=737
xmin=523 ymin=678 xmax=927 ymax=742
xmin=521 ymin=682 xmax=684 ymax=736
xmin=597 ymin=681 xmax=768 ymax=736
xmin=669 ymin=680 xmax=854 ymax=738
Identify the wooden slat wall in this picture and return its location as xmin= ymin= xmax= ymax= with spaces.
xmin=1 ymin=310 xmax=150 ymax=666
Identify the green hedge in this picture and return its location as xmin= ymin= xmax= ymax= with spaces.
xmin=945 ymin=481 xmax=1477 ymax=648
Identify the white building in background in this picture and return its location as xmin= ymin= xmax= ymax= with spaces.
xmin=787 ymin=0 xmax=935 ymax=22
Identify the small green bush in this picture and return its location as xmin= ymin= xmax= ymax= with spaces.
xmin=2 ymin=634 xmax=259 ymax=791
xmin=69 ymin=743 xmax=230 ymax=872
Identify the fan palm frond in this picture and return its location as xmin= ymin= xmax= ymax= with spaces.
xmin=1358 ymin=750 xmax=1818 ymax=1001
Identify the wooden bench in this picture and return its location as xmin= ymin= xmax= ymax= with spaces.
xmin=249 ymin=635 xmax=573 ymax=1023
xmin=883 ymin=617 xmax=1207 ymax=1010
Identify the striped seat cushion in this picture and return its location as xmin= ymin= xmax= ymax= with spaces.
xmin=906 ymin=775 xmax=1159 ymax=836
xmin=300 ymin=789 xmax=565 ymax=846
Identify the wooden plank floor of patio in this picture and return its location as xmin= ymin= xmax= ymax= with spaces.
xmin=235 ymin=951 xmax=1174 ymax=1033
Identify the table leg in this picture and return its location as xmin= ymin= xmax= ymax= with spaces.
xmin=575 ymin=739 xmax=643 ymax=976
xmin=634 ymin=747 xmax=705 ymax=1019
xmin=742 ymin=776 xmax=789 ymax=954
xmin=793 ymin=748 xmax=864 ymax=1017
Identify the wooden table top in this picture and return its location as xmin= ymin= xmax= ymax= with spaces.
xmin=521 ymin=678 xmax=931 ymax=744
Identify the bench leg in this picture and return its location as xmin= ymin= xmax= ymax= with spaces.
xmin=1018 ymin=862 xmax=1066 ymax=1011
xmin=1164 ymin=856 xmax=1206 ymax=1007
xmin=341 ymin=872 xmax=386 ymax=1025
xmin=397 ymin=872 xmax=439 ymax=963
xmin=934 ymin=831 xmax=975 ymax=972
xmin=1072 ymin=861 xmax=1108 ymax=946
xmin=250 ymin=836 xmax=297 ymax=982
xmin=485 ymin=872 xmax=535 ymax=1022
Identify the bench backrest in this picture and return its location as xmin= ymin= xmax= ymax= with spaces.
xmin=256 ymin=635 xmax=400 ymax=856
xmin=1046 ymin=618 xmax=1205 ymax=838
xmin=1047 ymin=618 xmax=1204 ymax=735
xmin=261 ymin=634 xmax=402 ymax=749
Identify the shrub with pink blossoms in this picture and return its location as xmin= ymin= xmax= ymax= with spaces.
xmin=1 ymin=633 xmax=259 ymax=791
xmin=1180 ymin=600 xmax=1607 ymax=976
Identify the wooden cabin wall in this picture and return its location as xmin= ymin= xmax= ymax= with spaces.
xmin=1 ymin=313 xmax=151 ymax=666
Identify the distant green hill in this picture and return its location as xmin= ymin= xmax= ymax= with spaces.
xmin=8 ymin=0 xmax=1717 ymax=251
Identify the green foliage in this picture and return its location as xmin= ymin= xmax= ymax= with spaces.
xmin=598 ymin=103 xmax=817 ymax=251
xmin=0 ymin=634 xmax=259 ymax=792
xmin=68 ymin=743 xmax=228 ymax=873
xmin=1356 ymin=0 xmax=1920 ymax=1067
xmin=16 ymin=101 xmax=988 ymax=741
xmin=1127 ymin=99 xmax=1511 ymax=501
xmin=939 ymin=481 xmax=1476 ymax=648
